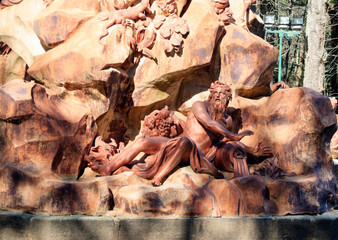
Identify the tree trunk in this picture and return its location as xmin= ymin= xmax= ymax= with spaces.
xmin=303 ymin=0 xmax=326 ymax=93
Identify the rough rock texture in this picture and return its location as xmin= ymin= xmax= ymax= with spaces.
xmin=230 ymin=87 xmax=337 ymax=214
xmin=0 ymin=50 xmax=26 ymax=86
xmin=33 ymin=0 xmax=101 ymax=48
xmin=28 ymin=17 xmax=132 ymax=118
xmin=0 ymin=165 xmax=112 ymax=215
xmin=0 ymin=0 xmax=46 ymax=66
xmin=99 ymin=167 xmax=270 ymax=217
xmin=0 ymin=79 xmax=97 ymax=177
xmin=229 ymin=0 xmax=264 ymax=35
xmin=217 ymin=24 xmax=278 ymax=98
xmin=234 ymin=88 xmax=336 ymax=176
xmin=0 ymin=0 xmax=336 ymax=218
xmin=130 ymin=0 xmax=224 ymax=107
xmin=331 ymin=129 xmax=338 ymax=159
xmin=267 ymin=174 xmax=335 ymax=215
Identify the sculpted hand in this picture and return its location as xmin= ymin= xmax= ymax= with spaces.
xmin=233 ymin=130 xmax=254 ymax=141
xmin=254 ymin=142 xmax=273 ymax=157
xmin=278 ymin=81 xmax=289 ymax=89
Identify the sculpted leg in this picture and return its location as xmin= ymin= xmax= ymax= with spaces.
xmin=152 ymin=136 xmax=192 ymax=186
xmin=88 ymin=137 xmax=168 ymax=176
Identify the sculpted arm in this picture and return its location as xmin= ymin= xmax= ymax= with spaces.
xmin=191 ymin=101 xmax=253 ymax=141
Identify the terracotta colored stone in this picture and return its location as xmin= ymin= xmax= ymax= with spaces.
xmin=28 ymin=19 xmax=131 ymax=89
xmin=208 ymin=179 xmax=243 ymax=216
xmin=217 ymin=23 xmax=278 ymax=97
xmin=234 ymin=88 xmax=337 ymax=176
xmin=33 ymin=0 xmax=101 ymax=48
xmin=231 ymin=176 xmax=274 ymax=216
xmin=111 ymin=167 xmax=215 ymax=217
xmin=28 ymin=17 xmax=132 ymax=118
xmin=131 ymin=0 xmax=224 ymax=107
xmin=0 ymin=80 xmax=97 ymax=177
xmin=112 ymin=184 xmax=194 ymax=217
xmin=267 ymin=175 xmax=336 ymax=215
xmin=224 ymin=87 xmax=337 ymax=214
xmin=0 ymin=0 xmax=46 ymax=66
xmin=229 ymin=0 xmax=264 ymax=35
xmin=331 ymin=129 xmax=338 ymax=159
xmin=0 ymin=50 xmax=26 ymax=86
xmin=0 ymin=165 xmax=112 ymax=215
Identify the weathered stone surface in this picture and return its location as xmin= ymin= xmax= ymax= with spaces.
xmin=208 ymin=179 xmax=243 ymax=216
xmin=0 ymin=79 xmax=36 ymax=119
xmin=232 ymin=87 xmax=337 ymax=176
xmin=1 ymin=211 xmax=338 ymax=240
xmin=331 ymin=129 xmax=338 ymax=159
xmin=0 ymin=0 xmax=45 ymax=66
xmin=0 ymin=80 xmax=97 ymax=177
xmin=217 ymin=23 xmax=278 ymax=97
xmin=130 ymin=0 xmax=224 ymax=107
xmin=231 ymin=176 xmax=274 ymax=216
xmin=229 ymin=0 xmax=264 ymax=35
xmin=267 ymin=175 xmax=336 ymax=215
xmin=227 ymin=87 xmax=337 ymax=215
xmin=28 ymin=18 xmax=131 ymax=88
xmin=0 ymin=165 xmax=112 ymax=215
xmin=33 ymin=0 xmax=101 ymax=48
xmin=0 ymin=51 xmax=26 ymax=86
xmin=28 ymin=17 xmax=132 ymax=118
xmin=109 ymin=167 xmax=213 ymax=217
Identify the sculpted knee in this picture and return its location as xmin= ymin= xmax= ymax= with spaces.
xmin=135 ymin=137 xmax=148 ymax=148
xmin=178 ymin=136 xmax=193 ymax=149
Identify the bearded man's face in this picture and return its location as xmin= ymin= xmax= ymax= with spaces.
xmin=209 ymin=87 xmax=230 ymax=114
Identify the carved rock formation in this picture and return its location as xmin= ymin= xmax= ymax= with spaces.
xmin=230 ymin=87 xmax=337 ymax=214
xmin=0 ymin=0 xmax=46 ymax=66
xmin=131 ymin=0 xmax=224 ymax=108
xmin=33 ymin=0 xmax=101 ymax=48
xmin=0 ymin=165 xmax=112 ymax=215
xmin=0 ymin=0 xmax=336 ymax=218
xmin=0 ymin=48 xmax=26 ymax=86
xmin=103 ymin=167 xmax=270 ymax=217
xmin=331 ymin=130 xmax=338 ymax=159
xmin=0 ymin=79 xmax=97 ymax=177
xmin=27 ymin=17 xmax=132 ymax=118
xmin=217 ymin=24 xmax=278 ymax=97
xmin=229 ymin=0 xmax=264 ymax=35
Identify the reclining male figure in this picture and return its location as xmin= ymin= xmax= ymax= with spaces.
xmin=87 ymin=81 xmax=271 ymax=185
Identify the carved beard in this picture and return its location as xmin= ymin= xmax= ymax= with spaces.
xmin=210 ymin=99 xmax=227 ymax=120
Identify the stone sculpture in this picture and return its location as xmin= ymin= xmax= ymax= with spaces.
xmin=0 ymin=0 xmax=336 ymax=217
xmin=98 ymin=0 xmax=151 ymax=42
xmin=141 ymin=105 xmax=184 ymax=138
xmin=87 ymin=81 xmax=272 ymax=185
xmin=240 ymin=0 xmax=255 ymax=30
xmin=210 ymin=0 xmax=233 ymax=24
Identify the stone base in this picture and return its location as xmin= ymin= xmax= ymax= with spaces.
xmin=0 ymin=210 xmax=337 ymax=240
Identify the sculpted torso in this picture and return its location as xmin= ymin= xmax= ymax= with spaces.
xmin=184 ymin=101 xmax=233 ymax=156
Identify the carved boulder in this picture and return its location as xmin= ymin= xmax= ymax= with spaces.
xmin=0 ymin=79 xmax=97 ymax=177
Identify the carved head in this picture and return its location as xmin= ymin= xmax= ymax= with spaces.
xmin=208 ymin=81 xmax=232 ymax=112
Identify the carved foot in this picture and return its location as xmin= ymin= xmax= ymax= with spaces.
xmin=151 ymin=177 xmax=163 ymax=186
xmin=85 ymin=156 xmax=112 ymax=176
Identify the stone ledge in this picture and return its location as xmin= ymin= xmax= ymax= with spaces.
xmin=0 ymin=210 xmax=337 ymax=240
